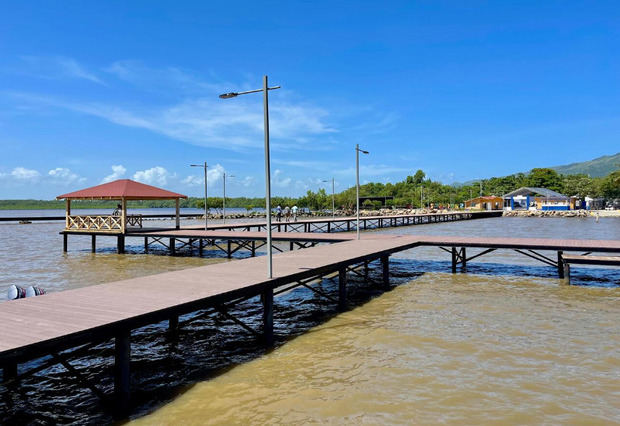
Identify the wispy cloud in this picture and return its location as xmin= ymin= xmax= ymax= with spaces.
xmin=18 ymin=56 xmax=105 ymax=85
xmin=8 ymin=92 xmax=335 ymax=152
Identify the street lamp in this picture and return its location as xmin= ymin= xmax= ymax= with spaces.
xmin=220 ymin=76 xmax=281 ymax=278
xmin=222 ymin=172 xmax=235 ymax=224
xmin=322 ymin=177 xmax=335 ymax=219
xmin=355 ymin=144 xmax=369 ymax=240
xmin=190 ymin=162 xmax=208 ymax=230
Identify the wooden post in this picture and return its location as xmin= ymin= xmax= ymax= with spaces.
xmin=251 ymin=241 xmax=256 ymax=257
xmin=381 ymin=255 xmax=390 ymax=289
xmin=451 ymin=247 xmax=457 ymax=273
xmin=198 ymin=239 xmax=203 ymax=256
xmin=461 ymin=247 xmax=467 ymax=271
xmin=91 ymin=235 xmax=96 ymax=253
xmin=557 ymin=251 xmax=564 ymax=279
xmin=327 ymin=222 xmax=331 ymax=233
xmin=227 ymin=240 xmax=232 ymax=258
xmin=262 ymin=288 xmax=274 ymax=346
xmin=117 ymin=235 xmax=125 ymax=254
xmin=175 ymin=198 xmax=180 ymax=230
xmin=289 ymin=241 xmax=294 ymax=251
xmin=168 ymin=315 xmax=179 ymax=338
xmin=114 ymin=330 xmax=131 ymax=417
xmin=338 ymin=268 xmax=347 ymax=311
xmin=144 ymin=237 xmax=149 ymax=253
xmin=563 ymin=263 xmax=571 ymax=285
xmin=121 ymin=198 xmax=127 ymax=234
xmin=170 ymin=238 xmax=175 ymax=255
xmin=2 ymin=362 xmax=17 ymax=384
xmin=63 ymin=233 xmax=68 ymax=252
xmin=65 ymin=199 xmax=71 ymax=230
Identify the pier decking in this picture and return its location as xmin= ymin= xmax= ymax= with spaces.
xmin=2 ymin=232 xmax=619 ymax=416
xmin=61 ymin=210 xmax=503 ymax=254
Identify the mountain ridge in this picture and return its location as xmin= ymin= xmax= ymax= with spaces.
xmin=550 ymin=152 xmax=620 ymax=177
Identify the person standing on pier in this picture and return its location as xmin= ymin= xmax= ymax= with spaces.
xmin=276 ymin=204 xmax=282 ymax=222
xmin=292 ymin=205 xmax=298 ymax=222
xmin=284 ymin=205 xmax=291 ymax=222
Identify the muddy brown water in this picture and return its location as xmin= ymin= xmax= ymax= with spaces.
xmin=0 ymin=215 xmax=619 ymax=424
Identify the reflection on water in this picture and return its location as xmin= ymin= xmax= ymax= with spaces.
xmin=0 ymin=215 xmax=619 ymax=424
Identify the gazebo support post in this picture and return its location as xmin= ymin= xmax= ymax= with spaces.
xmin=175 ymin=199 xmax=180 ymax=230
xmin=65 ymin=199 xmax=71 ymax=230
xmin=121 ymin=198 xmax=127 ymax=234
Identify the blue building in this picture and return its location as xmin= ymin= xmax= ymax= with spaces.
xmin=503 ymin=187 xmax=575 ymax=211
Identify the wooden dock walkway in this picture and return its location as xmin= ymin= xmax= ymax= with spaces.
xmin=61 ymin=210 xmax=502 ymax=254
xmin=2 ymin=232 xmax=619 ymax=416
xmin=132 ymin=229 xmax=360 ymax=257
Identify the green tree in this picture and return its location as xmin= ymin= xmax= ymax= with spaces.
xmin=526 ymin=168 xmax=563 ymax=192
xmin=600 ymin=170 xmax=620 ymax=198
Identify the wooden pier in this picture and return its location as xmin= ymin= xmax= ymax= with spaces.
xmin=61 ymin=210 xmax=502 ymax=254
xmin=2 ymin=232 xmax=620 ymax=417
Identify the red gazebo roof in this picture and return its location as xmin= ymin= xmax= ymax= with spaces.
xmin=57 ymin=179 xmax=187 ymax=200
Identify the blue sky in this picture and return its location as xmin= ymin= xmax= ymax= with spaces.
xmin=1 ymin=1 xmax=619 ymax=199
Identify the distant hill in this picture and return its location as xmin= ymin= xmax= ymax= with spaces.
xmin=551 ymin=152 xmax=620 ymax=177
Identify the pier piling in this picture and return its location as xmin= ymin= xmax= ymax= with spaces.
xmin=261 ymin=288 xmax=274 ymax=346
xmin=114 ymin=331 xmax=131 ymax=417
xmin=2 ymin=362 xmax=17 ymax=384
xmin=91 ymin=235 xmax=96 ymax=253
xmin=117 ymin=236 xmax=125 ymax=254
xmin=381 ymin=255 xmax=390 ymax=289
xmin=338 ymin=268 xmax=347 ymax=311
xmin=557 ymin=251 xmax=565 ymax=278
xmin=63 ymin=234 xmax=68 ymax=252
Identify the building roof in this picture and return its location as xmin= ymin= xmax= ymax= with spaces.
xmin=503 ymin=187 xmax=567 ymax=199
xmin=57 ymin=179 xmax=188 ymax=200
xmin=465 ymin=196 xmax=503 ymax=202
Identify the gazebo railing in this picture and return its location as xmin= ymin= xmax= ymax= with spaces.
xmin=66 ymin=215 xmax=143 ymax=232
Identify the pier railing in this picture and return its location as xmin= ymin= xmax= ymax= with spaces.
xmin=66 ymin=215 xmax=142 ymax=232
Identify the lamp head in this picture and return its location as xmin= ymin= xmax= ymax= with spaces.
xmin=219 ymin=92 xmax=238 ymax=99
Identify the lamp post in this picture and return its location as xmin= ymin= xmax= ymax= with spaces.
xmin=190 ymin=162 xmax=208 ymax=230
xmin=222 ymin=172 xmax=235 ymax=224
xmin=220 ymin=76 xmax=281 ymax=278
xmin=322 ymin=177 xmax=335 ymax=218
xmin=355 ymin=144 xmax=369 ymax=240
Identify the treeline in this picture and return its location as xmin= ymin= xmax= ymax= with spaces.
xmin=1 ymin=168 xmax=618 ymax=211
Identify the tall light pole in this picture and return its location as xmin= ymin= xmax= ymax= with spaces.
xmin=355 ymin=144 xmax=369 ymax=240
xmin=190 ymin=162 xmax=208 ymax=230
xmin=322 ymin=177 xmax=335 ymax=218
xmin=222 ymin=172 xmax=235 ymax=224
xmin=220 ymin=76 xmax=281 ymax=278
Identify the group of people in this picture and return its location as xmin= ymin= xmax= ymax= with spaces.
xmin=275 ymin=205 xmax=298 ymax=222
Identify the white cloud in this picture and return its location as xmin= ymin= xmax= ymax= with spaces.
xmin=48 ymin=167 xmax=85 ymax=184
xmin=11 ymin=167 xmax=40 ymax=181
xmin=19 ymin=56 xmax=104 ymax=85
xmin=182 ymin=164 xmax=225 ymax=187
xmin=240 ymin=176 xmax=255 ymax=187
xmin=101 ymin=165 xmax=126 ymax=183
xmin=133 ymin=166 xmax=174 ymax=186
xmin=9 ymin=92 xmax=335 ymax=152
xmin=273 ymin=169 xmax=292 ymax=188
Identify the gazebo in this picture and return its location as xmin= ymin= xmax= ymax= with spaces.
xmin=57 ymin=179 xmax=188 ymax=233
